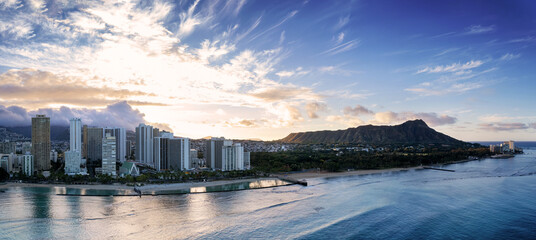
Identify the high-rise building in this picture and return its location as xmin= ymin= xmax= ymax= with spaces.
xmin=82 ymin=125 xmax=88 ymax=159
xmin=0 ymin=155 xmax=11 ymax=172
xmin=169 ymin=138 xmax=190 ymax=171
xmin=22 ymin=154 xmax=34 ymax=176
xmin=104 ymin=127 xmax=126 ymax=162
xmin=136 ymin=123 xmax=154 ymax=166
xmin=153 ymin=137 xmax=168 ymax=171
xmin=206 ymin=137 xmax=231 ymax=170
xmin=70 ymin=118 xmax=82 ymax=152
xmin=222 ymin=143 xmax=244 ymax=171
xmin=154 ymin=135 xmax=190 ymax=171
xmin=102 ymin=133 xmax=116 ymax=176
xmin=0 ymin=141 xmax=16 ymax=154
xmin=64 ymin=151 xmax=81 ymax=174
xmin=87 ymin=127 xmax=103 ymax=166
xmin=31 ymin=115 xmax=51 ymax=171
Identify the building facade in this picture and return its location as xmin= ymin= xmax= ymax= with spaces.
xmin=70 ymin=118 xmax=82 ymax=152
xmin=0 ymin=141 xmax=16 ymax=154
xmin=101 ymin=133 xmax=117 ymax=176
xmin=222 ymin=143 xmax=245 ymax=171
xmin=31 ymin=115 xmax=51 ymax=171
xmin=86 ymin=127 xmax=103 ymax=165
xmin=104 ymin=127 xmax=126 ymax=163
xmin=64 ymin=151 xmax=81 ymax=174
xmin=22 ymin=154 xmax=34 ymax=176
xmin=206 ymin=137 xmax=232 ymax=170
xmin=136 ymin=123 xmax=154 ymax=166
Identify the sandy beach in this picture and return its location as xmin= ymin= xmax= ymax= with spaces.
xmin=273 ymin=166 xmax=424 ymax=180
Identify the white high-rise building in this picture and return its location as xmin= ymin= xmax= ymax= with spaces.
xmin=222 ymin=143 xmax=244 ymax=171
xmin=102 ymin=133 xmax=116 ymax=176
xmin=136 ymin=123 xmax=154 ymax=166
xmin=70 ymin=118 xmax=82 ymax=152
xmin=104 ymin=127 xmax=126 ymax=162
xmin=22 ymin=154 xmax=34 ymax=176
xmin=64 ymin=151 xmax=81 ymax=175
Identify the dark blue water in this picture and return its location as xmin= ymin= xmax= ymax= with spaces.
xmin=1 ymin=150 xmax=535 ymax=239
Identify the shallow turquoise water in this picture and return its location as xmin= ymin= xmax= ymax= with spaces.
xmin=1 ymin=150 xmax=535 ymax=239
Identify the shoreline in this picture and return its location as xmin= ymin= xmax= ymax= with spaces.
xmin=0 ymin=177 xmax=281 ymax=192
xmin=273 ymin=166 xmax=424 ymax=180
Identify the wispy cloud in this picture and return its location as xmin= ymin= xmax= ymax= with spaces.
xmin=334 ymin=15 xmax=350 ymax=30
xmin=248 ymin=10 xmax=298 ymax=42
xmin=417 ymin=60 xmax=484 ymax=74
xmin=464 ymin=25 xmax=495 ymax=35
xmin=479 ymin=122 xmax=532 ymax=131
xmin=500 ymin=53 xmax=520 ymax=61
xmin=320 ymin=39 xmax=360 ymax=55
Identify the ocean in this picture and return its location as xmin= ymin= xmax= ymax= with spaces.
xmin=1 ymin=147 xmax=535 ymax=239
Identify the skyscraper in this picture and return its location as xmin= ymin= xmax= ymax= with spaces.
xmin=87 ymin=127 xmax=103 ymax=166
xmin=70 ymin=118 xmax=82 ymax=152
xmin=222 ymin=143 xmax=244 ymax=171
xmin=102 ymin=133 xmax=116 ymax=176
xmin=136 ymin=123 xmax=154 ymax=166
xmin=169 ymin=138 xmax=190 ymax=171
xmin=22 ymin=154 xmax=34 ymax=176
xmin=31 ymin=115 xmax=51 ymax=171
xmin=65 ymin=118 xmax=82 ymax=175
xmin=104 ymin=127 xmax=126 ymax=162
xmin=206 ymin=137 xmax=231 ymax=170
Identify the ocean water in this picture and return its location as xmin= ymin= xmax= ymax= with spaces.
xmin=1 ymin=150 xmax=536 ymax=239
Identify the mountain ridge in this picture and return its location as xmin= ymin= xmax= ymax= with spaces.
xmin=279 ymin=119 xmax=464 ymax=145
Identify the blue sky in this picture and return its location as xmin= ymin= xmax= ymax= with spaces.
xmin=0 ymin=0 xmax=535 ymax=141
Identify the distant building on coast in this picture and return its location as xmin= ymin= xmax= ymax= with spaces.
xmin=490 ymin=140 xmax=517 ymax=154
xmin=31 ymin=115 xmax=51 ymax=171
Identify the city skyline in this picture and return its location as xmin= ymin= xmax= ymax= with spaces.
xmin=0 ymin=0 xmax=535 ymax=141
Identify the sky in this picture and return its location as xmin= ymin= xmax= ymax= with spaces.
xmin=0 ymin=0 xmax=535 ymax=141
